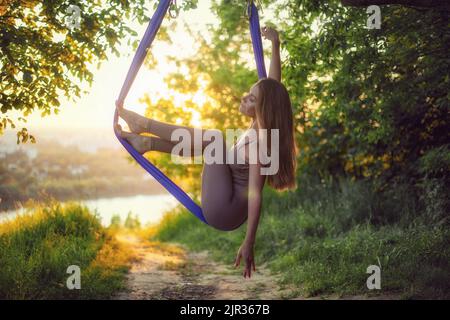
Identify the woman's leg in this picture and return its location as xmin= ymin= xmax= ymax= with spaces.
xmin=118 ymin=107 xmax=218 ymax=153
xmin=201 ymin=163 xmax=248 ymax=231
xmin=201 ymin=136 xmax=248 ymax=231
xmin=117 ymin=116 xmax=248 ymax=230
xmin=117 ymin=130 xmax=176 ymax=154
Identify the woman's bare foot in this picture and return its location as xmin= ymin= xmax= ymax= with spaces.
xmin=116 ymin=126 xmax=152 ymax=154
xmin=117 ymin=105 xmax=151 ymax=134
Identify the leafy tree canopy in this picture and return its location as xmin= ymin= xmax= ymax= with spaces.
xmin=1 ymin=0 xmax=448 ymax=196
xmin=0 ymin=0 xmax=197 ymax=143
xmin=149 ymin=0 xmax=449 ymax=191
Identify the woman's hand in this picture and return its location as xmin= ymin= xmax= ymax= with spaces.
xmin=261 ymin=26 xmax=279 ymax=44
xmin=234 ymin=240 xmax=256 ymax=278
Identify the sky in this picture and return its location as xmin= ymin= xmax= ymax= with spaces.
xmin=14 ymin=0 xmax=281 ymax=134
xmin=23 ymin=0 xmax=218 ymax=131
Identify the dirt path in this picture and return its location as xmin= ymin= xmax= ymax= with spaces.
xmin=114 ymin=234 xmax=399 ymax=300
xmin=114 ymin=233 xmax=293 ymax=300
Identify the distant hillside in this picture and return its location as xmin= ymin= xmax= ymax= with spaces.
xmin=0 ymin=128 xmax=165 ymax=211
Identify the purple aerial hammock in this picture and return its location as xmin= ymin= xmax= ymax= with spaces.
xmin=113 ymin=0 xmax=267 ymax=224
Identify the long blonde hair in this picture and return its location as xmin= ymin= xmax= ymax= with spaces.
xmin=255 ymin=78 xmax=297 ymax=191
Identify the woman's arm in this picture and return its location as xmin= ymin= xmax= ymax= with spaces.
xmin=261 ymin=26 xmax=281 ymax=82
xmin=235 ymin=161 xmax=266 ymax=278
xmin=246 ymin=162 xmax=266 ymax=246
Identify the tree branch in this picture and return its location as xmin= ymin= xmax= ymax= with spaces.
xmin=341 ymin=0 xmax=448 ymax=7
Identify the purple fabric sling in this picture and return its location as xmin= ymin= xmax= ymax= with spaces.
xmin=114 ymin=0 xmax=267 ymax=224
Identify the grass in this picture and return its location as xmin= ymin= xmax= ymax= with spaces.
xmin=151 ymin=174 xmax=450 ymax=299
xmin=1 ymin=174 xmax=446 ymax=299
xmin=0 ymin=201 xmax=133 ymax=299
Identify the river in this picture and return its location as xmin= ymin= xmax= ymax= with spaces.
xmin=0 ymin=194 xmax=179 ymax=227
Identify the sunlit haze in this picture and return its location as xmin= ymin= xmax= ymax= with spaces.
xmin=12 ymin=0 xmax=278 ymax=134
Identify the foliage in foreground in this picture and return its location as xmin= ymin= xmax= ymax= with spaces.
xmin=152 ymin=174 xmax=449 ymax=299
xmin=0 ymin=202 xmax=132 ymax=299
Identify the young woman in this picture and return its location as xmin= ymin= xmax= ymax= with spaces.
xmin=115 ymin=26 xmax=297 ymax=278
